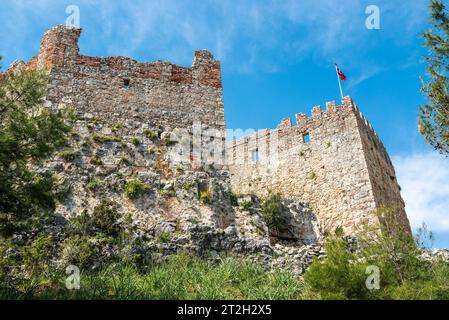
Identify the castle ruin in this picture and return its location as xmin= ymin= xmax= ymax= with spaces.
xmin=10 ymin=25 xmax=411 ymax=236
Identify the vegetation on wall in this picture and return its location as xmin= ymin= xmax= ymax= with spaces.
xmin=260 ymin=192 xmax=286 ymax=233
xmin=92 ymin=134 xmax=121 ymax=144
xmin=123 ymin=178 xmax=150 ymax=199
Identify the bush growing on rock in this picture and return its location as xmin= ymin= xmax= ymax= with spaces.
xmin=131 ymin=137 xmax=140 ymax=146
xmin=303 ymin=217 xmax=449 ymax=300
xmin=86 ymin=178 xmax=101 ymax=192
xmin=59 ymin=234 xmax=96 ymax=270
xmin=303 ymin=233 xmax=370 ymax=299
xmin=144 ymin=129 xmax=158 ymax=141
xmin=92 ymin=134 xmax=121 ymax=144
xmin=57 ymin=149 xmax=81 ymax=162
xmin=0 ymin=65 xmax=72 ymax=236
xmin=89 ymin=199 xmax=122 ymax=236
xmin=124 ymin=178 xmax=150 ymax=199
xmin=157 ymin=231 xmax=172 ymax=243
xmin=229 ymin=193 xmax=239 ymax=206
xmin=199 ymin=191 xmax=211 ymax=204
xmin=240 ymin=200 xmax=253 ymax=211
xmin=260 ymin=193 xmax=286 ymax=232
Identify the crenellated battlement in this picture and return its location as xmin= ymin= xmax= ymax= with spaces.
xmin=11 ymin=25 xmax=221 ymax=89
xmin=7 ymin=25 xmax=225 ymax=134
xmin=227 ymin=96 xmax=410 ymax=235
xmin=228 ymin=96 xmax=389 ymax=166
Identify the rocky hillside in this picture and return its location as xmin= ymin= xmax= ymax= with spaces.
xmin=35 ymin=112 xmax=326 ymax=274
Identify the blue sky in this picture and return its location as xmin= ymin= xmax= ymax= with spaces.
xmin=1 ymin=0 xmax=448 ymax=247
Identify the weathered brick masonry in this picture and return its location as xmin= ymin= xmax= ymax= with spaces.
xmin=17 ymin=25 xmax=225 ymax=134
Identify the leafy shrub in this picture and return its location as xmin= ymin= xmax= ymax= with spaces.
xmin=59 ymin=234 xmax=95 ymax=270
xmin=90 ymin=200 xmax=122 ymax=236
xmin=131 ymin=137 xmax=140 ymax=146
xmin=92 ymin=134 xmax=122 ymax=143
xmin=303 ymin=235 xmax=370 ymax=299
xmin=157 ymin=231 xmax=172 ymax=243
xmin=260 ymin=193 xmax=285 ymax=232
xmin=73 ymin=199 xmax=122 ymax=237
xmin=303 ymin=212 xmax=449 ymax=300
xmin=199 ymin=191 xmax=211 ymax=204
xmin=124 ymin=179 xmax=150 ymax=199
xmin=58 ymin=150 xmax=81 ymax=161
xmin=240 ymin=200 xmax=253 ymax=211
xmin=144 ymin=129 xmax=158 ymax=141
xmin=86 ymin=178 xmax=101 ymax=192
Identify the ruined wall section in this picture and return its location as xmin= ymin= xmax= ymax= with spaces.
xmin=18 ymin=25 xmax=225 ymax=134
xmin=227 ymin=97 xmax=409 ymax=234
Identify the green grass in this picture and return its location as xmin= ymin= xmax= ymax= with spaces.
xmin=58 ymin=150 xmax=81 ymax=161
xmin=86 ymin=178 xmax=101 ymax=192
xmin=199 ymin=191 xmax=211 ymax=204
xmin=92 ymin=134 xmax=122 ymax=144
xmin=0 ymin=254 xmax=304 ymax=300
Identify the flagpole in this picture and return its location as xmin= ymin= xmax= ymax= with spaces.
xmin=335 ymin=64 xmax=344 ymax=99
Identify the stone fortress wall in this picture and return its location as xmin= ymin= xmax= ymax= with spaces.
xmin=15 ymin=25 xmax=224 ymax=137
xmin=10 ymin=25 xmax=411 ymax=235
xmin=12 ymin=25 xmax=227 ymax=167
xmin=227 ymin=97 xmax=411 ymax=234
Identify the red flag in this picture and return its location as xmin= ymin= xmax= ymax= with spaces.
xmin=335 ymin=64 xmax=346 ymax=81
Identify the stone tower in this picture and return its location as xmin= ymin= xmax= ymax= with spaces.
xmin=227 ymin=97 xmax=411 ymax=235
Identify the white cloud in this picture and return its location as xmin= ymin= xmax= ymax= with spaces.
xmin=393 ymin=152 xmax=449 ymax=232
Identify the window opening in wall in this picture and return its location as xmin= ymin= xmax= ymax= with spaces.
xmin=303 ymin=133 xmax=310 ymax=144
xmin=123 ymin=78 xmax=130 ymax=88
xmin=252 ymin=148 xmax=260 ymax=162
